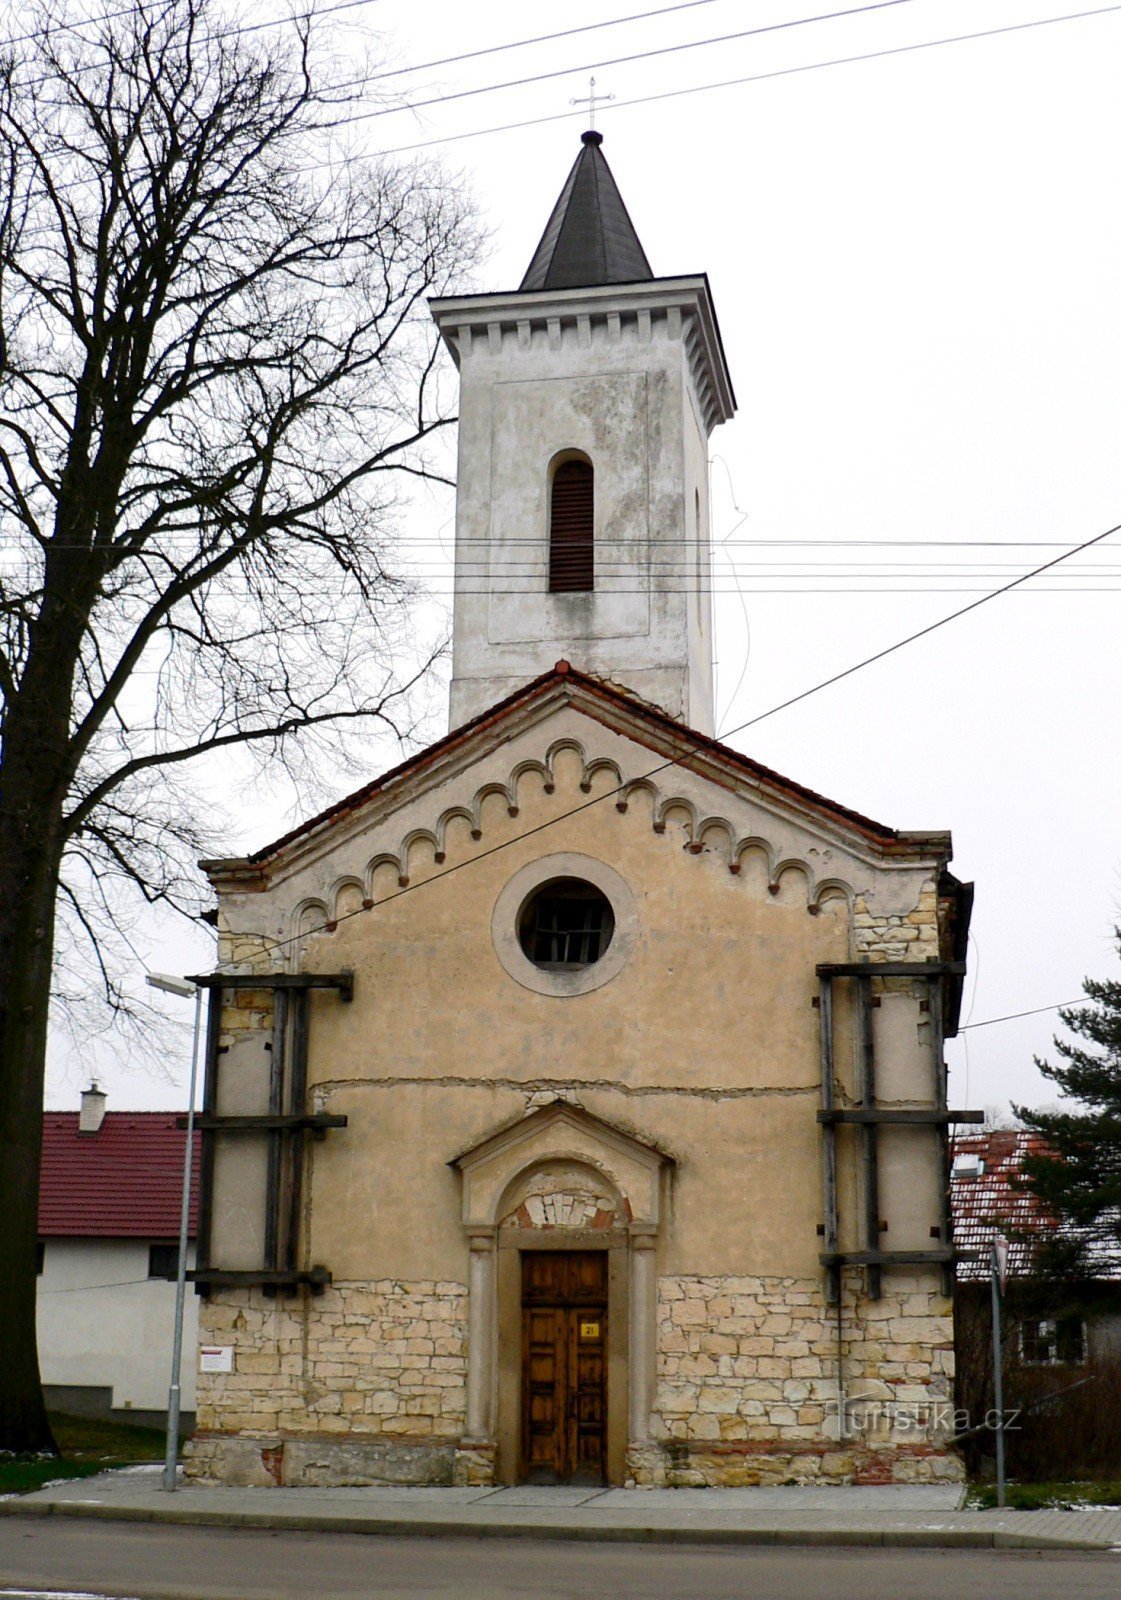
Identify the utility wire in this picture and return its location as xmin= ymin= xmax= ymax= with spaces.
xmin=0 ymin=0 xmax=376 ymax=54
xmin=14 ymin=4 xmax=1119 ymax=207
xmin=958 ymin=999 xmax=1091 ymax=1031
xmin=3 ymin=0 xmax=383 ymax=99
xmin=4 ymin=0 xmax=934 ymax=207
xmin=6 ymin=0 xmax=932 ymax=152
xmin=28 ymin=536 xmax=1121 ymax=553
xmin=374 ymin=3 xmax=1121 ymax=156
xmin=318 ymin=0 xmax=925 ymax=129
xmin=4 ymin=0 xmax=921 ymax=123
xmin=210 ymin=513 xmax=1121 ymax=966
xmin=2 ymin=0 xmax=731 ymax=101
xmin=370 ymin=0 xmax=728 ymax=82
xmin=1 ymin=0 xmax=720 ymax=61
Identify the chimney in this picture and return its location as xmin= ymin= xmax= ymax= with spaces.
xmin=78 ymin=1081 xmax=107 ymax=1134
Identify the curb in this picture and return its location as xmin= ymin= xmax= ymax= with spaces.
xmin=0 ymin=1498 xmax=1111 ymax=1553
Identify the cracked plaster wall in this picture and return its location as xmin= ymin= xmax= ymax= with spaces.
xmin=197 ymin=705 xmax=956 ymax=1481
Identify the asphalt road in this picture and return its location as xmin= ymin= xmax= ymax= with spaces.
xmin=1 ymin=1520 xmax=1120 ymax=1600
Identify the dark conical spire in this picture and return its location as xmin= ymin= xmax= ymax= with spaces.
xmin=519 ymin=131 xmax=653 ymax=293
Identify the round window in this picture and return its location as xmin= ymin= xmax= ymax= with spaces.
xmin=518 ymin=877 xmax=615 ymax=971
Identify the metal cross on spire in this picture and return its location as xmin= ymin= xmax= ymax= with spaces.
xmin=570 ymin=75 xmax=614 ymax=128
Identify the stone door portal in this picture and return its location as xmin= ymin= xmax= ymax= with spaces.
xmin=520 ymin=1251 xmax=607 ymax=1485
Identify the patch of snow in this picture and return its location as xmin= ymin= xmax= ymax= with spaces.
xmin=0 ymin=1591 xmax=143 ymax=1599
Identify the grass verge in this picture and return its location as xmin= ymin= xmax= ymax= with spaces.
xmin=0 ymin=1411 xmax=174 ymax=1496
xmin=967 ymin=1479 xmax=1121 ymax=1511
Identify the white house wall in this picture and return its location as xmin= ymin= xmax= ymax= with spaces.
xmin=37 ymin=1238 xmax=198 ymax=1416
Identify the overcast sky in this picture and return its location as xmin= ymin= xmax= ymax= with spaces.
xmin=47 ymin=0 xmax=1121 ymax=1118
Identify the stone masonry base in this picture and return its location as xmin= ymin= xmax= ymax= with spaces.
xmin=626 ymin=1440 xmax=963 ymax=1488
xmin=186 ymin=1431 xmax=961 ymax=1489
xmin=185 ymin=1432 xmax=458 ymax=1488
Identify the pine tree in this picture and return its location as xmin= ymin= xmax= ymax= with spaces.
xmin=1013 ymin=934 xmax=1121 ymax=1280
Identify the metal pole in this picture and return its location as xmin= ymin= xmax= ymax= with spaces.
xmin=164 ymin=984 xmax=203 ymax=1493
xmin=991 ymin=1243 xmax=1006 ymax=1509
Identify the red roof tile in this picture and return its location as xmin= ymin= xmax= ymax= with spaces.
xmin=39 ymin=1112 xmax=200 ymax=1239
xmin=951 ymin=1129 xmax=1121 ymax=1283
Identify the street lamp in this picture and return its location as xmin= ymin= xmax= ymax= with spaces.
xmin=146 ymin=969 xmax=203 ymax=1493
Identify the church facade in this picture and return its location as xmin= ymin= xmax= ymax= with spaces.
xmin=186 ymin=133 xmax=975 ymax=1490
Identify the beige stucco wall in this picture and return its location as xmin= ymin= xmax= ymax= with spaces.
xmin=189 ymin=696 xmax=960 ymax=1485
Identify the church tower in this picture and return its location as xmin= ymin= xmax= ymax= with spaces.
xmin=431 ymin=132 xmax=736 ymax=734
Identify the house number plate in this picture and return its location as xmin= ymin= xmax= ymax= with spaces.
xmin=580 ymin=1321 xmax=600 ymax=1339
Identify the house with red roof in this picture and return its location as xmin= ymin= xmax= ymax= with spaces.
xmin=951 ymin=1130 xmax=1121 ymax=1368
xmin=37 ymin=1085 xmax=201 ymax=1428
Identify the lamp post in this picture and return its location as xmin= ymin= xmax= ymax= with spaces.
xmin=146 ymin=970 xmax=203 ymax=1493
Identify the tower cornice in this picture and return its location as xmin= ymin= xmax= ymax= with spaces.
xmin=430 ymin=274 xmax=736 ymax=435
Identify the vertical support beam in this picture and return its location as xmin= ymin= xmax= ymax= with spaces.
xmin=857 ymin=975 xmax=881 ymax=1299
xmin=263 ymin=987 xmax=289 ymax=1283
xmin=464 ymin=1227 xmax=497 ymax=1444
xmin=819 ymin=975 xmax=839 ymax=1306
xmin=285 ymin=988 xmax=311 ymax=1276
xmin=194 ymin=984 xmax=223 ymax=1290
xmin=929 ymin=974 xmax=953 ymax=1295
xmin=628 ymin=1224 xmax=658 ymax=1445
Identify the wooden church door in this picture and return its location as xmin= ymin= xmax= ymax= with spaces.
xmin=520 ymin=1252 xmax=607 ymax=1484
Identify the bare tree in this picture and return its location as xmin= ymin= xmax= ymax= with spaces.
xmin=0 ymin=0 xmax=477 ymax=1452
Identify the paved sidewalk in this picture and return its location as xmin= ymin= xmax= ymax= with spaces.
xmin=4 ymin=1467 xmax=1121 ymax=1552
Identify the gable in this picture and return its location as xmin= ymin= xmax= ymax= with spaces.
xmin=452 ymin=1099 xmax=672 ymax=1229
xmin=202 ymin=666 xmax=951 ymax=949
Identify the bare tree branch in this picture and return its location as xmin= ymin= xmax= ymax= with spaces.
xmin=0 ymin=0 xmax=478 ymax=1453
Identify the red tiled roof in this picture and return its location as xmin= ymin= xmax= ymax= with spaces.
xmin=951 ymin=1130 xmax=1121 ymax=1284
xmin=39 ymin=1112 xmax=200 ymax=1239
xmin=951 ymin=1130 xmax=1049 ymax=1282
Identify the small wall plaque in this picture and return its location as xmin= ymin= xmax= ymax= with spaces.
xmin=199 ymin=1345 xmax=234 ymax=1373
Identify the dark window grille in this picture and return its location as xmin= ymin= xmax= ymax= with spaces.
xmin=520 ymin=878 xmax=614 ymax=970
xmin=148 ymin=1242 xmax=179 ymax=1280
xmin=549 ymin=459 xmax=594 ymax=592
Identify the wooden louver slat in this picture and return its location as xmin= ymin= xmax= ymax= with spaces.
xmin=549 ymin=460 xmax=594 ymax=592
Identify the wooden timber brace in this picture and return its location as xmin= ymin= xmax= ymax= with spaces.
xmin=185 ymin=971 xmax=353 ymax=1297
xmin=816 ymin=960 xmax=982 ymax=1301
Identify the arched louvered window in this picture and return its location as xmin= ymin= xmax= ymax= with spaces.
xmin=549 ymin=457 xmax=594 ymax=593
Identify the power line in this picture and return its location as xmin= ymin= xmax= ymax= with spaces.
xmin=16 ymin=3 xmax=1120 ymax=209
xmin=370 ymin=0 xmax=728 ymax=82
xmin=25 ymin=535 xmax=1121 ymax=555
xmin=322 ymin=0 xmax=926 ymax=130
xmin=2 ymin=0 xmax=923 ymax=136
xmin=958 ymin=999 xmax=1090 ymax=1031
xmin=1 ymin=0 xmax=722 ymax=64
xmin=374 ymin=3 xmax=1121 ymax=156
xmin=2 ymin=0 xmax=166 ymax=50
xmin=213 ymin=512 xmax=1121 ymax=966
xmin=3 ymin=0 xmax=729 ymax=104
xmin=406 ymin=540 xmax=1115 ymax=550
xmin=315 ymin=587 xmax=1121 ymax=594
xmin=0 ymin=0 xmax=376 ymax=55
xmin=3 ymin=0 xmax=390 ymax=103
xmin=6 ymin=0 xmax=924 ymax=216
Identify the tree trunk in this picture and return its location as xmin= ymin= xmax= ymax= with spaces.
xmin=0 ymin=608 xmax=86 ymax=1454
xmin=0 ymin=876 xmax=60 ymax=1455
